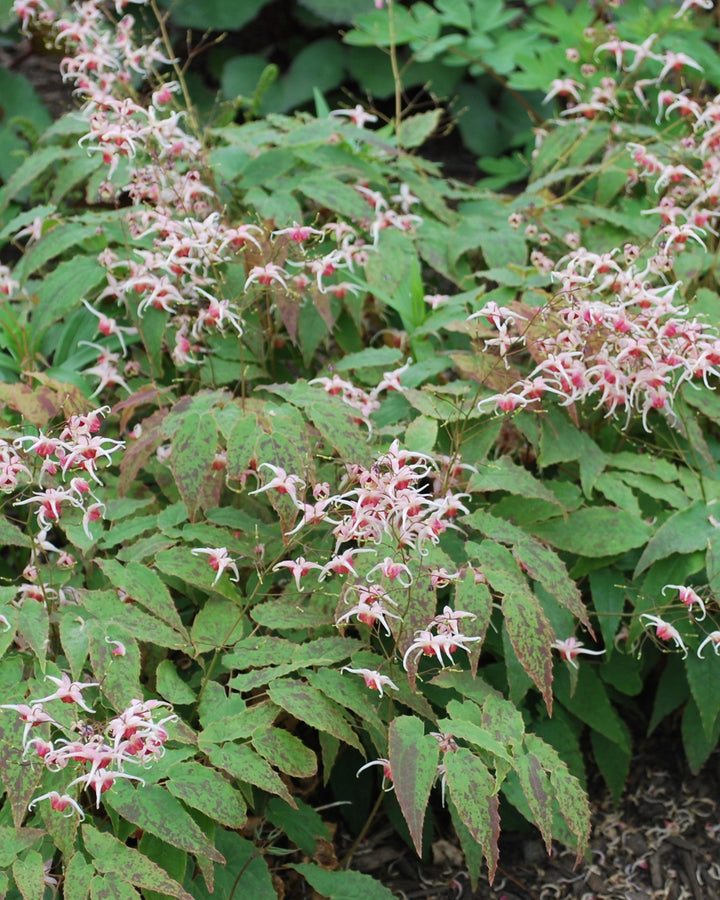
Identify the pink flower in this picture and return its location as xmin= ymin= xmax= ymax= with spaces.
xmin=34 ymin=673 xmax=99 ymax=713
xmin=697 ymin=631 xmax=720 ymax=658
xmin=551 ymin=636 xmax=606 ymax=668
xmin=191 ymin=547 xmax=240 ymax=585
xmin=662 ymin=584 xmax=706 ymax=620
xmin=341 ymin=667 xmax=399 ymax=697
xmin=640 ymin=614 xmax=688 ymax=657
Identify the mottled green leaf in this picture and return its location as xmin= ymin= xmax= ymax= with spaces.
xmin=192 ymin=597 xmax=247 ymax=653
xmin=82 ymin=827 xmax=194 ymax=899
xmin=16 ymin=600 xmax=48 ymax=668
xmin=207 ymin=742 xmax=296 ymax=807
xmin=444 ymin=749 xmax=500 ymax=882
xmin=171 ymin=413 xmax=218 ymax=522
xmin=165 ymin=761 xmax=246 ymax=829
xmin=524 ymin=733 xmax=590 ymax=860
xmin=64 ymin=852 xmax=94 ymax=900
xmin=0 ymin=827 xmax=44 ymax=868
xmin=97 ymin=560 xmax=186 ymax=633
xmin=90 ymin=877 xmax=139 ymax=900
xmin=155 ymin=547 xmax=239 ymax=603
xmin=388 ymin=716 xmax=439 ymax=856
xmin=512 ymin=749 xmax=553 ymax=852
xmin=12 ymin=850 xmax=46 ymax=900
xmin=0 ymin=715 xmax=42 ymax=826
xmin=104 ymin=782 xmax=224 ymax=863
xmin=271 ymin=381 xmax=374 ymax=465
xmin=268 ymin=679 xmax=362 ymax=751
xmin=79 ymin=589 xmax=189 ymax=650
xmin=87 ymin=623 xmax=141 ymax=709
xmin=251 ymin=726 xmax=317 ymax=778
xmin=398 ymin=109 xmax=442 ymax=148
xmin=0 ymin=517 xmax=31 ymax=548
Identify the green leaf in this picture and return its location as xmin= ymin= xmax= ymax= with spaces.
xmin=387 ymin=716 xmax=439 ymax=856
xmin=97 ymin=560 xmax=186 ymax=633
xmin=12 ymin=850 xmax=45 ymax=900
xmin=64 ymin=852 xmax=95 ymax=900
xmin=291 ymin=863 xmax=397 ymax=900
xmin=16 ymin=600 xmax=48 ymax=667
xmin=207 ymin=742 xmax=296 ymax=807
xmin=297 ymin=173 xmax=371 ymax=220
xmin=268 ymin=679 xmax=362 ymax=751
xmin=0 ymin=827 xmax=44 ymax=868
xmin=171 ymin=412 xmax=218 ymax=522
xmin=87 ymin=623 xmax=141 ymax=709
xmin=155 ymin=660 xmax=196 ymax=705
xmin=272 ymin=381 xmax=374 ymax=465
xmin=104 ymin=782 xmax=224 ymax=863
xmin=186 ymin=830 xmax=276 ymax=900
xmin=14 ymin=220 xmax=103 ymax=282
xmin=90 ymin=877 xmax=139 ymax=900
xmin=298 ymin=0 xmax=358 ymax=23
xmin=684 ymin=648 xmax=720 ymax=741
xmin=398 ymin=109 xmax=442 ymax=148
xmin=251 ymin=726 xmax=318 ymax=778
xmin=0 ymin=145 xmax=62 ymax=211
xmin=590 ymin=728 xmax=630 ymax=804
xmin=192 ymin=596 xmax=246 ymax=653
xmin=444 ymin=749 xmax=500 ymax=882
xmin=82 ymin=826 xmax=194 ymax=900
xmin=266 ymin=797 xmax=330 ymax=855
xmin=362 ymin=228 xmax=426 ymax=331
xmin=478 ymin=539 xmax=554 ymax=711
xmin=0 ymin=517 xmax=31 ymax=548
xmin=469 ymin=457 xmax=563 ymax=507
xmin=32 ymin=256 xmax=106 ymax=335
xmin=530 ymin=507 xmax=652 ymax=558
xmin=157 ymin=0 xmax=271 ymax=29
xmin=634 ymin=502 xmax=718 ymax=578
xmin=682 ymin=695 xmax=720 ymax=774
xmin=165 ymin=761 xmax=246 ymax=829
xmin=440 ymin=702 xmax=511 ymax=761
xmin=554 ymin=665 xmax=631 ymax=754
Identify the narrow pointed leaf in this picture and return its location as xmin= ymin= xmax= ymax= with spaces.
xmin=165 ymin=761 xmax=247 ymax=829
xmin=444 ymin=749 xmax=500 ymax=882
xmin=388 ymin=716 xmax=439 ymax=856
xmin=524 ymin=734 xmax=590 ymax=861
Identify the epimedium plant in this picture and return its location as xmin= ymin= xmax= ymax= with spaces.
xmin=1 ymin=0 xmax=720 ymax=898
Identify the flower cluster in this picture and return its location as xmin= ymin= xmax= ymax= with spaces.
xmin=11 ymin=406 xmax=122 ymax=542
xmin=479 ymin=5 xmax=720 ymax=431
xmin=13 ymin=0 xmax=424 ymax=395
xmin=262 ymin=440 xmax=479 ymax=688
xmin=1 ymin=676 xmax=175 ymax=818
